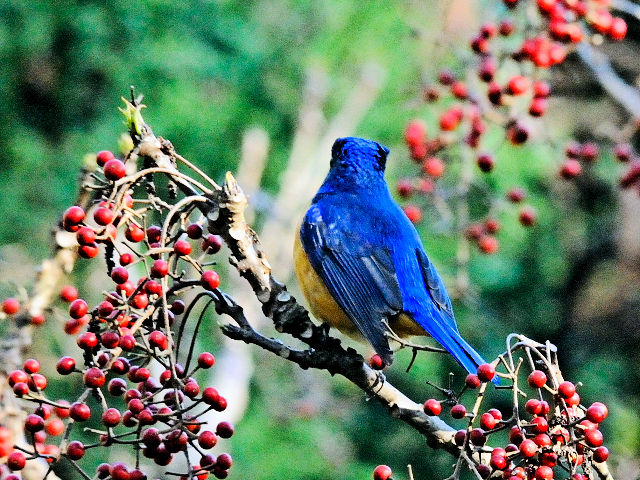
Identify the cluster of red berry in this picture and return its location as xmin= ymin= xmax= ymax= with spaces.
xmin=398 ymin=0 xmax=629 ymax=254
xmin=2 ymin=150 xmax=234 ymax=479
xmin=419 ymin=364 xmax=610 ymax=479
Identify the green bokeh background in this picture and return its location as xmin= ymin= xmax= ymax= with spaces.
xmin=1 ymin=1 xmax=639 ymax=479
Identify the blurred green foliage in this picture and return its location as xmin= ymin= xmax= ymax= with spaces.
xmin=1 ymin=1 xmax=639 ymax=479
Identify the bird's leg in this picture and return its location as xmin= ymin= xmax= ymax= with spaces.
xmin=382 ymin=319 xmax=447 ymax=354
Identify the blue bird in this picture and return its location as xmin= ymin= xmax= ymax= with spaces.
xmin=294 ymin=137 xmax=489 ymax=376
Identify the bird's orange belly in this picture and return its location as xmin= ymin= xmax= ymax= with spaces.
xmin=293 ymin=232 xmax=427 ymax=340
xmin=293 ymin=233 xmax=362 ymax=339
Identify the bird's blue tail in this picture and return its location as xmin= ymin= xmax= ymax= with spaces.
xmin=414 ymin=309 xmax=499 ymax=385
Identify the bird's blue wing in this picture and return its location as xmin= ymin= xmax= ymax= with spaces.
xmin=300 ymin=202 xmax=403 ymax=365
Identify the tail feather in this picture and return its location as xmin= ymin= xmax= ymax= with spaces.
xmin=414 ymin=311 xmax=499 ymax=385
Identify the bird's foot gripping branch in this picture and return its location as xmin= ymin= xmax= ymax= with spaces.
xmin=0 ymin=97 xmax=614 ymax=480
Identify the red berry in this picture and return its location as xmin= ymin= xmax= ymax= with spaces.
xmin=519 ymin=207 xmax=537 ymax=226
xmin=186 ymin=223 xmax=203 ymax=239
xmin=423 ymin=399 xmax=442 ymax=416
xmin=507 ymin=76 xmax=529 ymax=95
xmin=150 ymin=259 xmax=169 ymax=278
xmin=525 ymin=399 xmax=542 ymax=415
xmin=23 ymin=358 xmax=40 ymax=374
xmin=197 ymin=352 xmax=215 ymax=369
xmin=45 ymin=418 xmax=65 ymax=436
xmin=487 ymin=408 xmax=502 ymax=420
xmin=125 ymin=223 xmax=145 ymax=242
xmin=480 ymin=412 xmax=497 ymax=430
xmin=198 ymin=430 xmax=218 ymax=449
xmin=528 ymin=369 xmax=547 ymax=388
xmin=585 ymin=428 xmax=604 ymax=447
xmin=201 ymin=270 xmax=221 ymax=290
xmin=202 ymin=387 xmax=220 ymax=405
xmin=479 ymin=235 xmax=499 ymax=254
xmin=519 ymin=439 xmax=537 ymax=457
xmin=403 ymin=205 xmax=422 ymax=224
xmin=566 ymin=391 xmax=580 ymax=406
xmin=78 ymin=243 xmax=100 ymax=259
xmin=609 ymin=17 xmax=627 ymax=40
xmin=373 ymin=465 xmax=393 ymax=480
xmin=531 ymin=416 xmax=549 ymax=433
xmin=120 ymin=334 xmax=136 ymax=351
xmin=469 ymin=428 xmax=486 ymax=446
xmin=534 ymin=433 xmax=552 ymax=447
xmin=77 ymin=332 xmax=98 ymax=350
xmin=2 ymin=298 xmax=20 ymax=315
xmin=593 ymin=446 xmax=609 ymax=463
xmin=216 ymin=421 xmax=234 ymax=439
xmin=477 ymin=363 xmax=495 ymax=382
xmin=111 ymin=267 xmax=129 ymax=284
xmin=529 ymin=97 xmax=547 ymax=117
xmin=120 ymin=253 xmax=134 ymax=265
xmin=96 ymin=150 xmax=115 ymax=166
xmin=404 ymin=119 xmax=427 ymax=147
xmin=450 ymin=404 xmax=467 ymax=419
xmin=94 ymin=207 xmax=115 ymax=226
xmin=477 ymin=153 xmax=494 ymax=172
xmin=507 ymin=122 xmax=529 ymax=145
xmin=84 ymin=367 xmax=106 ymax=388
xmin=7 ymin=451 xmax=26 ymax=471
xmin=454 ymin=430 xmax=466 ymax=446
xmin=439 ymin=110 xmax=460 ymax=131
xmin=614 ymin=143 xmax=632 ymax=162
xmin=557 ymin=381 xmax=576 ymax=398
xmin=423 ymin=157 xmax=445 ymax=178
xmin=66 ymin=440 xmax=86 ymax=460
xmin=465 ymin=374 xmax=481 ymax=388
xmin=507 ymin=187 xmax=525 ymax=203
xmin=490 ymin=454 xmax=507 ymax=470
xmin=56 ymin=356 xmax=76 ymax=375
xmin=70 ymin=402 xmax=91 ymax=422
xmin=69 ymin=299 xmax=88 ymax=319
xmin=174 ymin=240 xmax=192 ymax=256
xmin=104 ymin=159 xmax=126 ymax=181
xmin=25 ymin=413 xmax=45 ymax=432
xmin=63 ymin=205 xmax=86 ymax=226
xmin=451 ymin=81 xmax=468 ymax=99
xmin=60 ymin=285 xmax=79 ymax=302
xmin=369 ymin=353 xmax=385 ymax=370
xmin=102 ymin=408 xmax=121 ymax=427
xmin=586 ymin=402 xmax=608 ymax=423
xmin=149 ymin=330 xmax=168 ymax=350
xmin=535 ymin=465 xmax=553 ymax=480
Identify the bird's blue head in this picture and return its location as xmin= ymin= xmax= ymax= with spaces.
xmin=315 ymin=137 xmax=392 ymax=198
xmin=330 ymin=137 xmax=390 ymax=174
